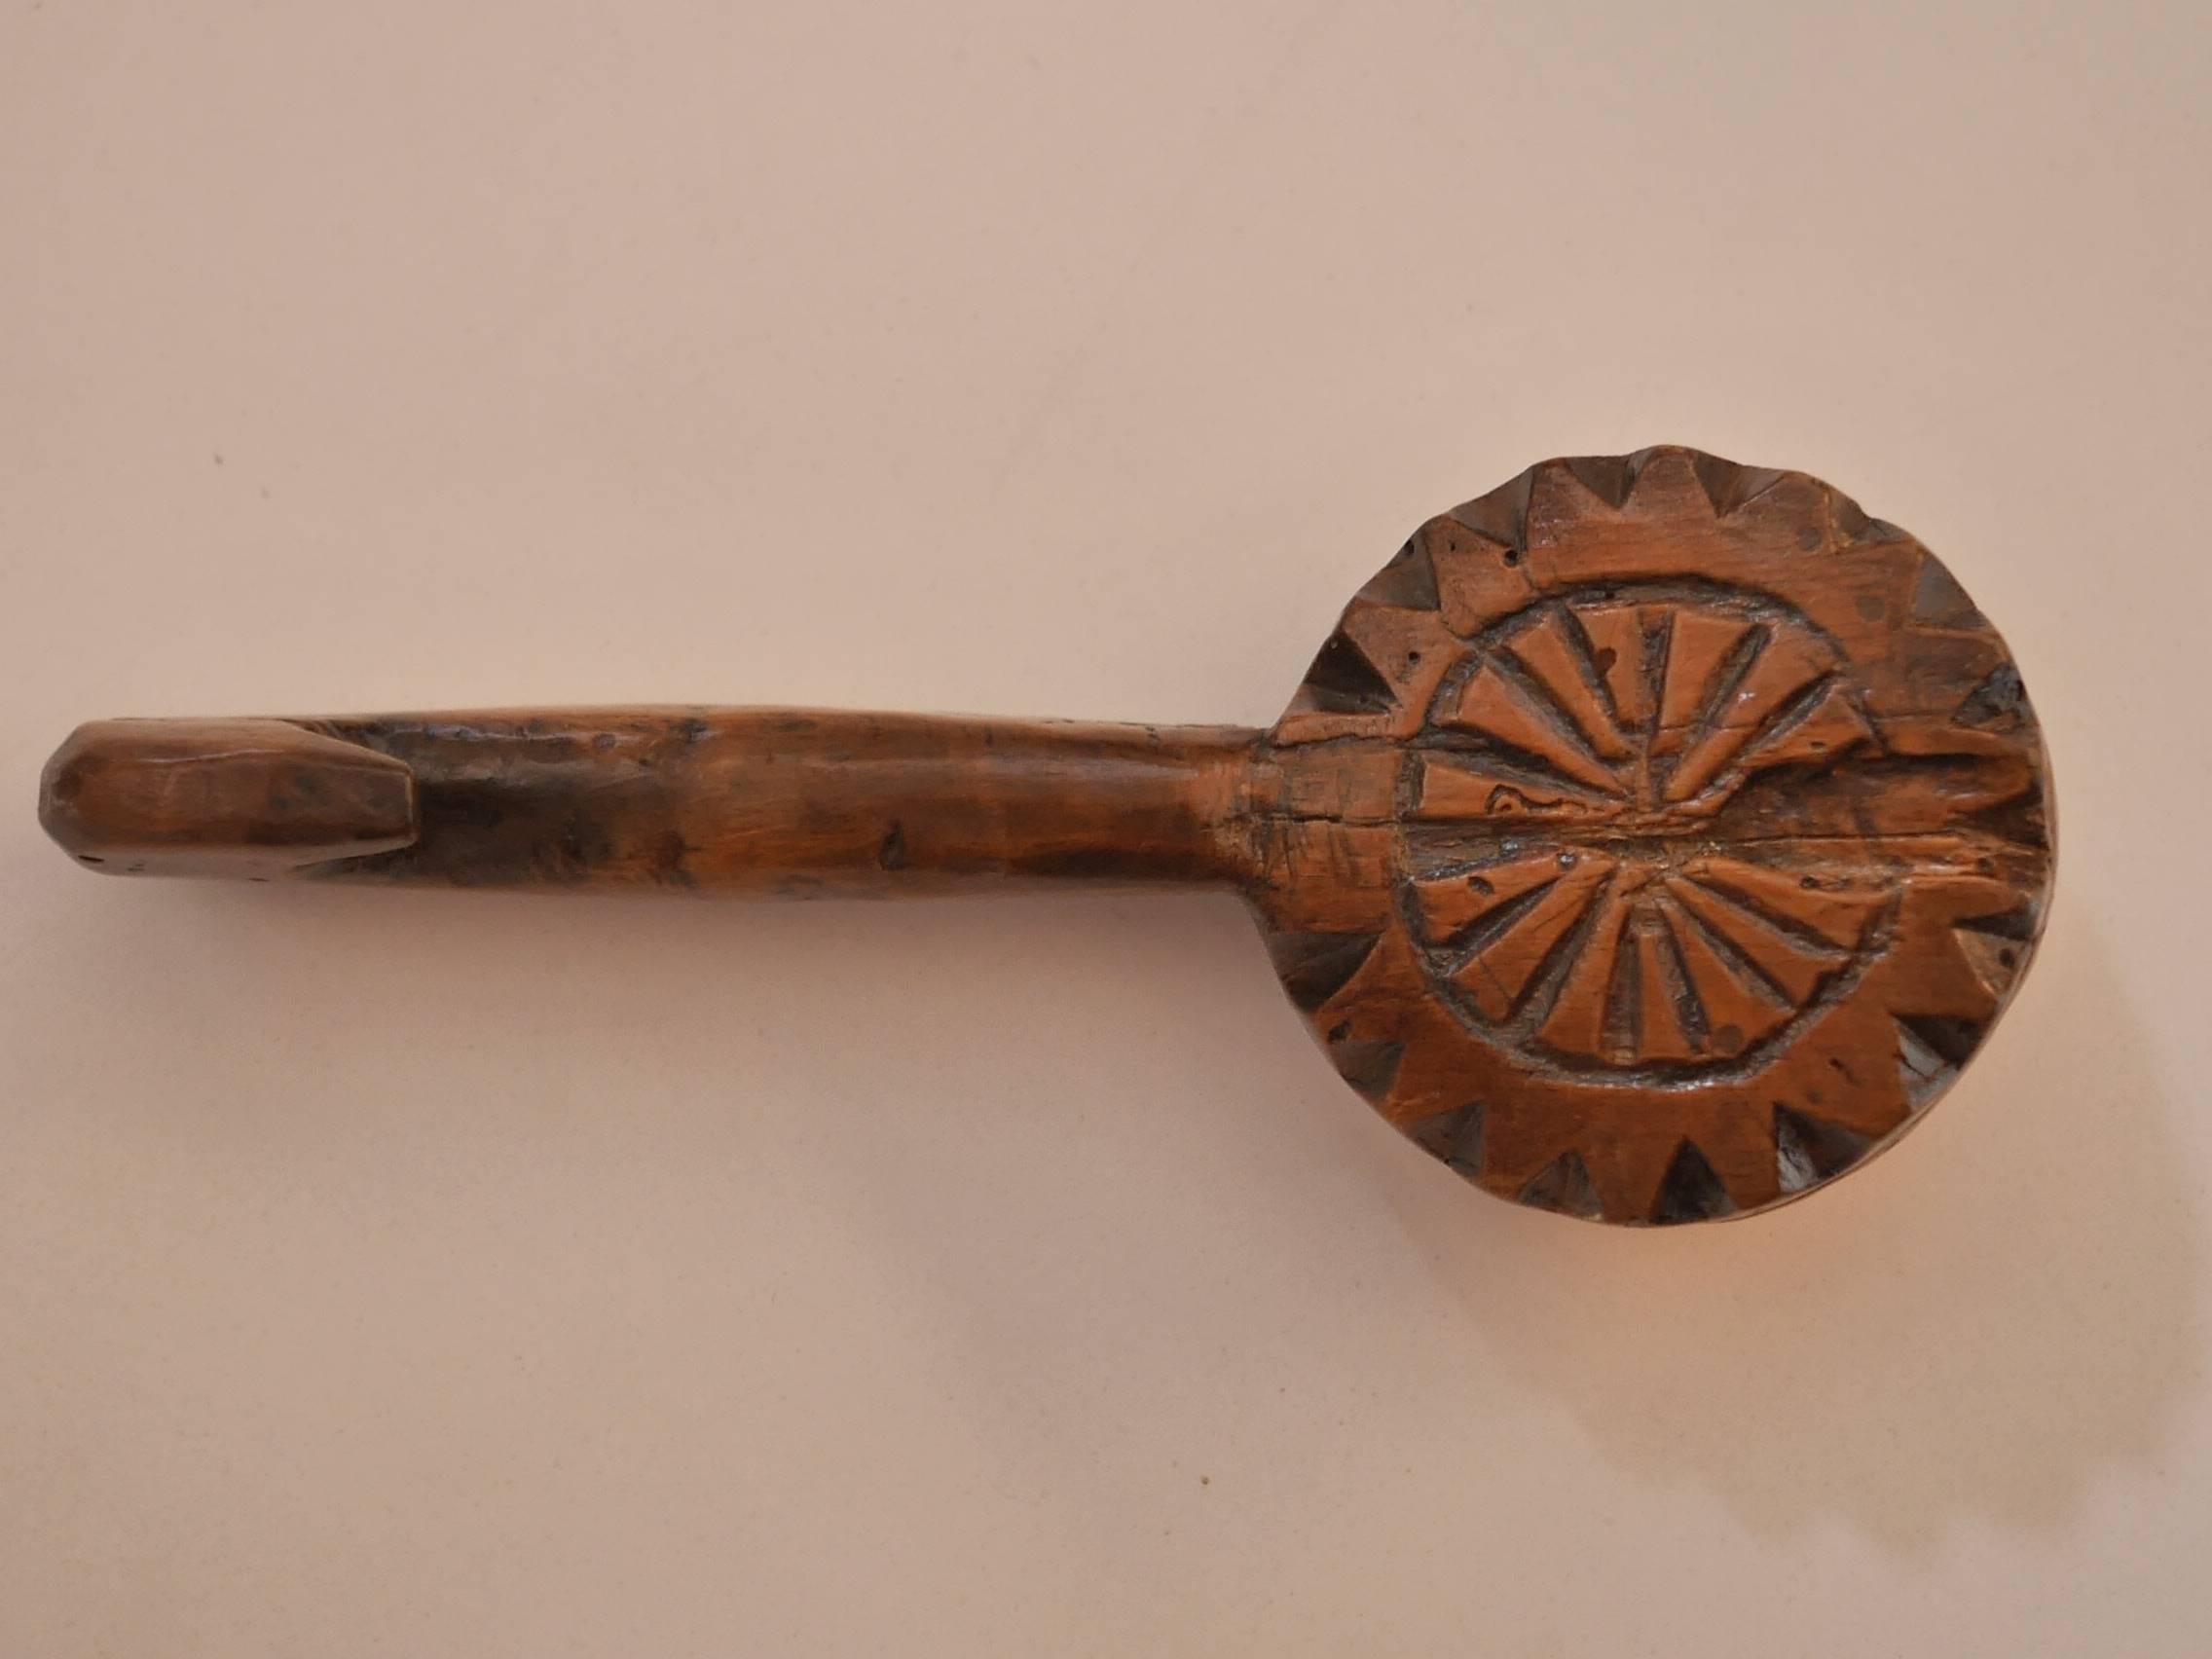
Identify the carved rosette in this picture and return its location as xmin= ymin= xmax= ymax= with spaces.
xmin=1253 ymin=447 xmax=2053 ymax=1225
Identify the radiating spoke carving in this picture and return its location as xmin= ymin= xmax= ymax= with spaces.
xmin=1264 ymin=448 xmax=2053 ymax=1224
xmin=1404 ymin=585 xmax=1900 ymax=1075
xmin=1410 ymin=848 xmax=1884 ymax=1068
xmin=1433 ymin=593 xmax=1872 ymax=821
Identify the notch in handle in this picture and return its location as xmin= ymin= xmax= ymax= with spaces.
xmin=39 ymin=710 xmax=1263 ymax=894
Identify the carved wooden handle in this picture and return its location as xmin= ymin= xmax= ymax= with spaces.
xmin=38 ymin=711 xmax=1263 ymax=893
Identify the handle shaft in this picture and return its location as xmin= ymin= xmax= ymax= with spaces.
xmin=41 ymin=710 xmax=1264 ymax=894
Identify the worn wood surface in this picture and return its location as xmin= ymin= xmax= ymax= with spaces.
xmin=56 ymin=712 xmax=1260 ymax=894
xmin=43 ymin=712 xmax=1255 ymax=891
xmin=1252 ymin=447 xmax=2052 ymax=1223
xmin=39 ymin=446 xmax=2053 ymax=1224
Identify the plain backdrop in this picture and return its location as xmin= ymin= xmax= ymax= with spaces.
xmin=3 ymin=3 xmax=2207 ymax=1654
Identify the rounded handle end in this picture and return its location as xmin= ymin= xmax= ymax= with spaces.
xmin=40 ymin=719 xmax=418 ymax=879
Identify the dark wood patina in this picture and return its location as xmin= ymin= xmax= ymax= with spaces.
xmin=40 ymin=447 xmax=2054 ymax=1225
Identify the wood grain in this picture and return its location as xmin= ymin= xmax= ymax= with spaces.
xmin=1251 ymin=446 xmax=2053 ymax=1224
xmin=42 ymin=712 xmax=1254 ymax=893
xmin=39 ymin=447 xmax=2054 ymax=1225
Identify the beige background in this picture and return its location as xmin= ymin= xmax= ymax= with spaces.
xmin=3 ymin=2 xmax=2206 ymax=1654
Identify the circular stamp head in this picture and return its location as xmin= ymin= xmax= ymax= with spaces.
xmin=1253 ymin=447 xmax=2053 ymax=1225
